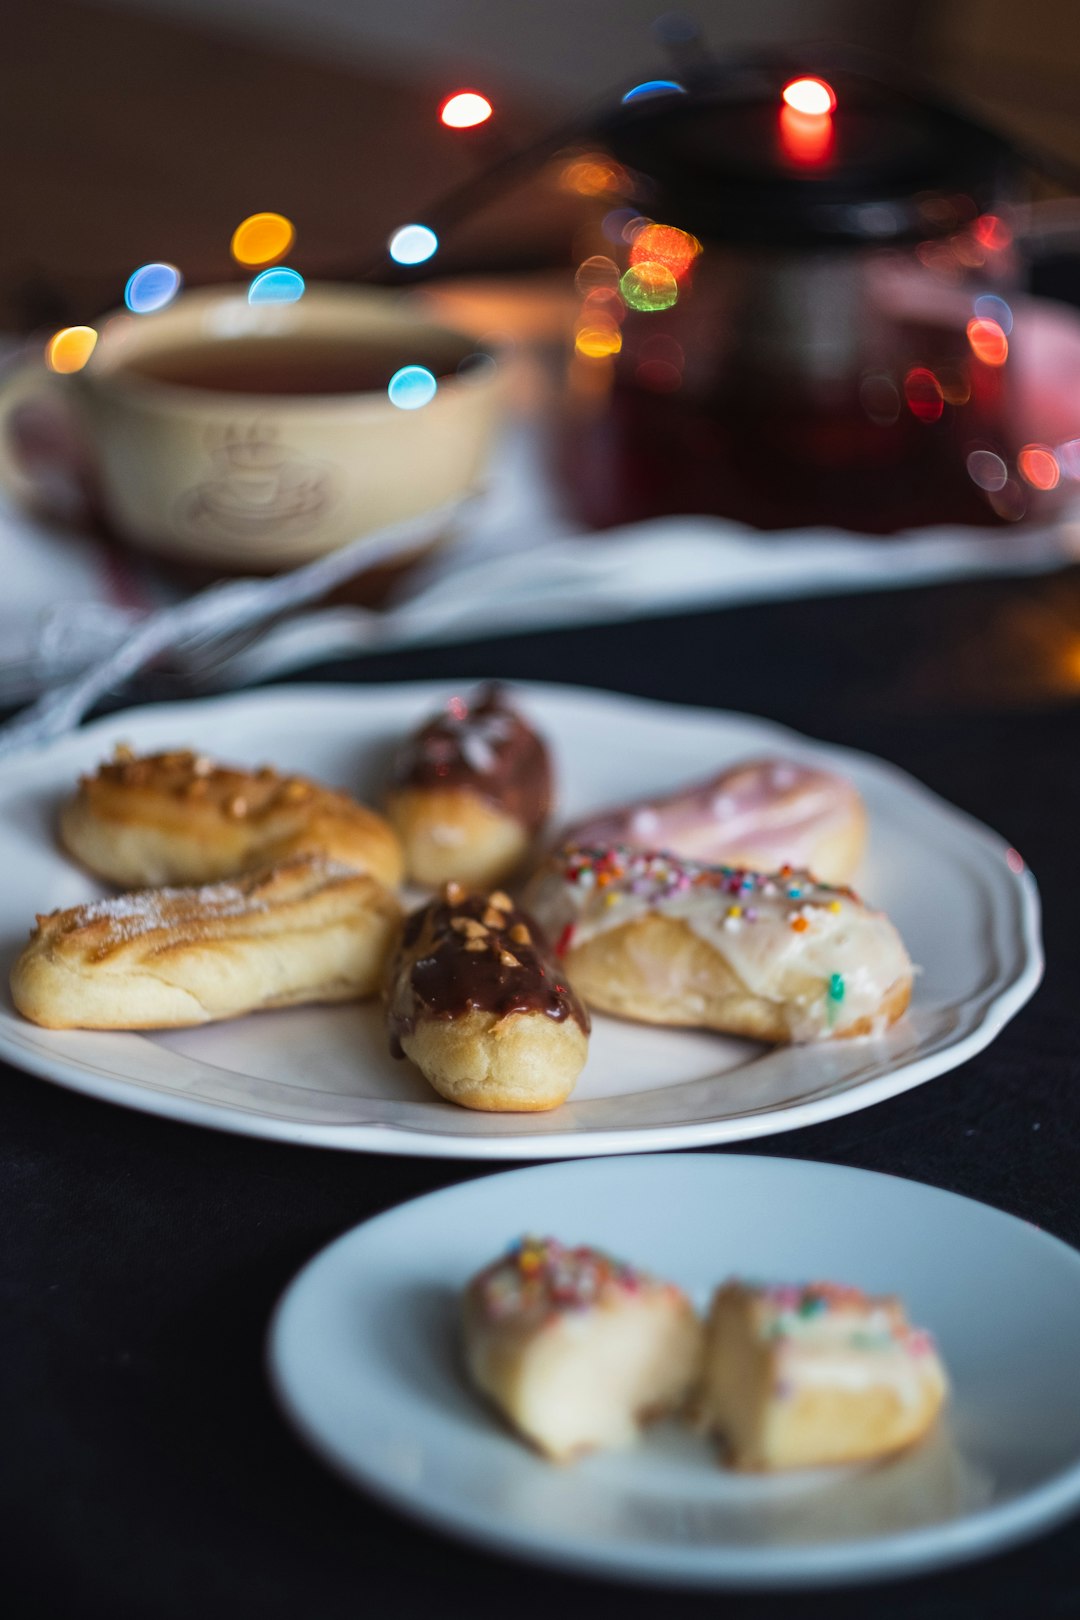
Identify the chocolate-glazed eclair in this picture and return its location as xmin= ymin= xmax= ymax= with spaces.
xmin=386 ymin=883 xmax=589 ymax=1112
xmin=385 ymin=685 xmax=553 ymax=888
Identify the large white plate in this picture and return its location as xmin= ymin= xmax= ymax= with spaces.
xmin=0 ymin=682 xmax=1041 ymax=1157
xmin=268 ymin=1154 xmax=1080 ymax=1587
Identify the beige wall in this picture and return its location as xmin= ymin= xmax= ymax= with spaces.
xmin=928 ymin=0 xmax=1080 ymax=169
xmin=99 ymin=0 xmax=929 ymax=98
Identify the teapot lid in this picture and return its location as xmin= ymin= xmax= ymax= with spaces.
xmin=599 ymin=56 xmax=1016 ymax=247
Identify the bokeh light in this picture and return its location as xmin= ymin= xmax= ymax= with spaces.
xmin=629 ymin=223 xmax=701 ymax=278
xmin=973 ymin=293 xmax=1013 ymax=335
xmin=859 ymin=373 xmax=901 ymax=425
xmin=231 ymin=212 xmax=296 ymax=268
xmin=560 ymin=155 xmax=629 ymax=197
xmin=388 ymin=365 xmax=438 ymax=410
xmin=388 ymin=224 xmax=439 ymax=265
xmin=601 ymin=208 xmax=640 ymax=245
xmin=636 ymin=333 xmax=684 ymax=392
xmin=781 ymin=77 xmax=836 ymax=115
xmin=904 ymin=367 xmax=944 ymax=423
xmin=45 ymin=326 xmax=98 ymax=374
xmin=988 ymin=477 xmax=1026 ymax=521
xmin=248 ymin=267 xmax=305 ymax=304
xmin=621 ymin=79 xmax=686 ymax=103
xmin=966 ymin=317 xmax=1008 ymax=366
xmin=966 ymin=449 xmax=1009 ymax=492
xmin=973 ymin=214 xmax=1012 ymax=251
xmin=580 ymin=287 xmax=626 ymax=323
xmin=936 ymin=365 xmax=971 ymax=406
xmin=620 ymin=261 xmax=679 ymax=312
xmin=575 ymin=324 xmax=622 ymax=359
xmin=124 ymin=262 xmax=182 ymax=314
xmin=1018 ymin=444 xmax=1060 ymax=491
xmin=440 ymin=91 xmax=492 ymax=128
xmin=575 ymin=255 xmax=620 ymax=295
xmin=779 ymin=106 xmax=834 ymax=164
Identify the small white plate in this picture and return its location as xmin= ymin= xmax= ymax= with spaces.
xmin=0 ymin=682 xmax=1041 ymax=1157
xmin=269 ymin=1154 xmax=1080 ymax=1588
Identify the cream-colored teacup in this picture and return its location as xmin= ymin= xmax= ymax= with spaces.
xmin=0 ymin=284 xmax=503 ymax=569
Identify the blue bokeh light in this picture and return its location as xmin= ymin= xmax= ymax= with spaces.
xmin=124 ymin=262 xmax=182 ymax=314
xmin=387 ymin=365 xmax=438 ymax=411
xmin=973 ymin=293 xmax=1013 ymax=335
xmin=388 ymin=224 xmax=439 ymax=266
xmin=248 ymin=267 xmax=306 ymax=305
xmin=621 ymin=79 xmax=686 ymax=104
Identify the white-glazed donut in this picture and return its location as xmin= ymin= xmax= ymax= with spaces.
xmin=523 ymin=846 xmax=912 ymax=1043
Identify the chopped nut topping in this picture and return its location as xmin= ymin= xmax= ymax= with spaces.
xmin=227 ymin=796 xmax=248 ymax=818
xmin=488 ymin=890 xmax=512 ymax=912
xmin=445 ymin=881 xmax=466 ymax=904
xmin=112 ymin=743 xmax=135 ymax=762
xmin=257 ymin=765 xmax=277 ymax=781
xmin=451 ymin=917 xmax=487 ymax=938
xmin=498 ymin=950 xmax=521 ymax=969
xmin=509 ymin=923 xmax=531 ymax=945
xmin=464 ymin=938 xmax=487 ymax=952
xmin=482 ymin=906 xmax=505 ymax=929
xmin=282 ymin=778 xmax=311 ymax=802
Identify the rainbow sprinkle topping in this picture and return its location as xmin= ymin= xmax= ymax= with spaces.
xmin=476 ymin=1236 xmax=649 ymax=1321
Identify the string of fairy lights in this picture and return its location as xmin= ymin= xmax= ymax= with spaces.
xmin=34 ymin=70 xmax=1079 ymax=491
xmin=42 ymin=90 xmax=497 ymax=409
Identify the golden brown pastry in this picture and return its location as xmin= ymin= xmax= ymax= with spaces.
xmin=523 ymin=847 xmax=912 ymax=1043
xmin=385 ymin=684 xmax=552 ymax=887
xmin=463 ymin=1237 xmax=703 ymax=1460
xmin=561 ymin=757 xmax=866 ymax=886
xmin=59 ymin=747 xmax=403 ymax=889
xmin=697 ymin=1279 xmax=948 ymax=1471
xmin=385 ymin=883 xmax=589 ymax=1111
xmin=11 ymin=855 xmax=401 ymax=1030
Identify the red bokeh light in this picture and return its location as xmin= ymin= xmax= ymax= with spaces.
xmin=973 ymin=214 xmax=1012 ymax=251
xmin=779 ymin=105 xmax=834 ymax=165
xmin=629 ymin=223 xmax=701 ymax=279
xmin=440 ymin=91 xmax=493 ymax=129
xmin=904 ymin=367 xmax=944 ymax=423
xmin=781 ymin=77 xmax=836 ymax=115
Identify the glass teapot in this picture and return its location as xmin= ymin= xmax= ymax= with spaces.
xmin=552 ymin=54 xmax=1030 ymax=533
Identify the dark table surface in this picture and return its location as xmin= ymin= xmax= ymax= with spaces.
xmin=6 ymin=567 xmax=1080 ymax=1620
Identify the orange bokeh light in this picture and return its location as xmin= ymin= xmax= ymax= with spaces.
xmin=440 ymin=91 xmax=493 ymax=129
xmin=575 ymin=323 xmax=622 ymax=359
xmin=629 ymin=222 xmax=701 ymax=279
xmin=1018 ymin=444 xmax=1060 ymax=491
xmin=966 ymin=317 xmax=1009 ymax=367
xmin=45 ymin=326 xmax=98 ymax=374
xmin=231 ymin=212 xmax=295 ymax=268
xmin=560 ymin=156 xmax=629 ymax=197
xmin=781 ymin=77 xmax=836 ymax=115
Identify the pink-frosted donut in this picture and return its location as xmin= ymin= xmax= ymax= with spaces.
xmin=560 ymin=758 xmax=865 ymax=886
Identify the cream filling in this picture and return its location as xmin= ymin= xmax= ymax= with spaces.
xmin=776 ymin=1345 xmax=942 ymax=1409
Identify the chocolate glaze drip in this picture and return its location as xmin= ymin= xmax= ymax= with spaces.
xmin=387 ymin=886 xmax=589 ymax=1057
xmin=389 ymin=684 xmax=552 ymax=835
